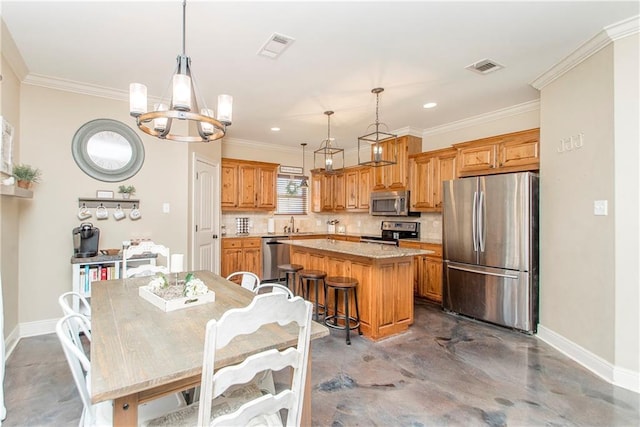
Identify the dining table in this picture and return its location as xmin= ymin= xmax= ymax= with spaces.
xmin=90 ymin=270 xmax=329 ymax=426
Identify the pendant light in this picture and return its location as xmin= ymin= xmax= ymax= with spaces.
xmin=314 ymin=111 xmax=344 ymax=173
xmin=299 ymin=143 xmax=309 ymax=189
xmin=129 ymin=0 xmax=232 ymax=142
xmin=357 ymin=87 xmax=398 ymax=166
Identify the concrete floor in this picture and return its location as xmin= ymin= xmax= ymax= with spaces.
xmin=3 ymin=299 xmax=639 ymax=426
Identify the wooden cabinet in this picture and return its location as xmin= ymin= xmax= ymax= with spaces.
xmin=409 ymin=147 xmax=456 ymax=212
xmin=398 ymin=241 xmax=443 ymax=303
xmin=312 ymin=170 xmax=346 ymax=212
xmin=345 ymin=166 xmax=371 ymax=211
xmin=221 ymin=158 xmax=278 ymax=211
xmin=455 ymin=128 xmax=539 ymax=177
xmin=372 ymin=135 xmax=422 ymax=191
xmin=221 ymin=237 xmax=262 ymax=279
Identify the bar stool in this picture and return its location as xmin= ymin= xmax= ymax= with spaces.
xmin=324 ymin=276 xmax=362 ymax=345
xmin=298 ymin=269 xmax=327 ymax=321
xmin=277 ymin=263 xmax=304 ymax=295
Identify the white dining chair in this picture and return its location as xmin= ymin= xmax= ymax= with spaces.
xmin=122 ymin=241 xmax=170 ymax=278
xmin=59 ymin=291 xmax=92 ymax=319
xmin=254 ymin=283 xmax=294 ymax=299
xmin=225 ymin=271 xmax=260 ymax=292
xmin=144 ymin=292 xmax=313 ymax=427
xmin=56 ymin=313 xmax=187 ymax=427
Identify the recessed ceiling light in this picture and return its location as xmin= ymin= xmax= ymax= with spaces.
xmin=271 ymin=127 xmax=281 ymax=132
xmin=423 ymin=102 xmax=437 ymax=109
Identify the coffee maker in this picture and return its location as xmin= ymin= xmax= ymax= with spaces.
xmin=73 ymin=223 xmax=100 ymax=258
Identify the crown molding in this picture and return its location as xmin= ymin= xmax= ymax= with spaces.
xmin=422 ymin=100 xmax=540 ymax=137
xmin=393 ymin=126 xmax=424 ymax=138
xmin=23 ymin=73 xmax=129 ymax=100
xmin=531 ymin=15 xmax=639 ymax=90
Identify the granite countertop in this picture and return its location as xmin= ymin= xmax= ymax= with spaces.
xmin=223 ymin=233 xmax=442 ymax=244
xmin=282 ymin=238 xmax=434 ymax=259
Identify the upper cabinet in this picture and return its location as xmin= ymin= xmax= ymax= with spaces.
xmin=221 ymin=158 xmax=278 ymax=211
xmin=372 ymin=135 xmax=422 ymax=191
xmin=409 ymin=147 xmax=457 ymax=212
xmin=312 ymin=165 xmax=371 ymax=213
xmin=454 ymin=128 xmax=540 ymax=177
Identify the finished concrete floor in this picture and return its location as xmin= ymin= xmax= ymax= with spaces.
xmin=3 ymin=299 xmax=639 ymax=426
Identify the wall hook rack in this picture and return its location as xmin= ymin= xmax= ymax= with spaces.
xmin=78 ymin=197 xmax=140 ymax=209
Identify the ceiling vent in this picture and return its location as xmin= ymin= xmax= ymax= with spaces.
xmin=466 ymin=59 xmax=504 ymax=75
xmin=258 ymin=33 xmax=295 ymax=59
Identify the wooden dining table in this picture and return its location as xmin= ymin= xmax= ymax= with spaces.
xmin=90 ymin=270 xmax=329 ymax=426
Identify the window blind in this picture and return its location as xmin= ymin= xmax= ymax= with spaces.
xmin=276 ymin=174 xmax=308 ymax=215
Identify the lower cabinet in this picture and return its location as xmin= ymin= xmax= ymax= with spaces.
xmin=398 ymin=241 xmax=443 ymax=303
xmin=221 ymin=237 xmax=262 ymax=280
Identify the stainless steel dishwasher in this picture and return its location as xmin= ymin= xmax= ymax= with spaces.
xmin=261 ymin=235 xmax=290 ymax=282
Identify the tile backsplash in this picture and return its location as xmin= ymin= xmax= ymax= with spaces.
xmin=221 ymin=211 xmax=443 ymax=241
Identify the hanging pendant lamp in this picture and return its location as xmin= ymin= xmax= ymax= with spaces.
xmin=314 ymin=111 xmax=344 ymax=173
xmin=299 ymin=143 xmax=309 ymax=188
xmin=129 ymin=0 xmax=232 ymax=142
xmin=357 ymin=88 xmax=398 ymax=167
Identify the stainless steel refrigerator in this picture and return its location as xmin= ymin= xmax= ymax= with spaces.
xmin=442 ymin=172 xmax=539 ymax=333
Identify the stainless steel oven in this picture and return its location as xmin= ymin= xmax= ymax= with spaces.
xmin=261 ymin=235 xmax=290 ymax=282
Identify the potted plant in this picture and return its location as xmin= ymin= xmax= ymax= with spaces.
xmin=118 ymin=184 xmax=136 ymax=199
xmin=12 ymin=163 xmax=42 ymax=189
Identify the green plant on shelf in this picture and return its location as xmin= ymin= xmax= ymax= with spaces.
xmin=118 ymin=184 xmax=136 ymax=199
xmin=12 ymin=163 xmax=42 ymax=189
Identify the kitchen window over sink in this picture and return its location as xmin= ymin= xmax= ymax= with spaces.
xmin=276 ymin=174 xmax=308 ymax=215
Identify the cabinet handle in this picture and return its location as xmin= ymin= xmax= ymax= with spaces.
xmin=212 ymin=234 xmax=218 ymax=239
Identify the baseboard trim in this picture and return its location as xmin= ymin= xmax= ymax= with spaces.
xmin=4 ymin=318 xmax=57 ymax=362
xmin=537 ymin=324 xmax=639 ymax=393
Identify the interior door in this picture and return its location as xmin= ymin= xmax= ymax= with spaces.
xmin=193 ymin=156 xmax=219 ymax=273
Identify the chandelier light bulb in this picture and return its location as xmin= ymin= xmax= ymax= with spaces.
xmin=200 ymin=108 xmax=214 ymax=135
xmin=217 ymin=94 xmax=233 ymax=124
xmin=153 ymin=103 xmax=169 ymax=131
xmin=172 ymin=74 xmax=192 ymax=111
xmin=374 ymin=144 xmax=383 ymax=162
xmin=129 ymin=83 xmax=147 ymax=116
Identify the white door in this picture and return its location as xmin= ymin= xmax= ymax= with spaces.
xmin=193 ymin=156 xmax=219 ymax=273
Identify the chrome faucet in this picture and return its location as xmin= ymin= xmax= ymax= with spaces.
xmin=289 ymin=216 xmax=295 ymax=233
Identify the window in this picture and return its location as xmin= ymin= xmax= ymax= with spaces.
xmin=276 ymin=174 xmax=308 ymax=215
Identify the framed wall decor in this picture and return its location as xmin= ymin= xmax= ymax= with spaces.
xmin=0 ymin=116 xmax=14 ymax=176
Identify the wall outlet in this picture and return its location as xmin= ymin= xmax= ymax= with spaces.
xmin=316 ymin=220 xmax=321 ymax=226
xmin=594 ymin=200 xmax=608 ymax=216
xmin=162 ymin=202 xmax=170 ymax=213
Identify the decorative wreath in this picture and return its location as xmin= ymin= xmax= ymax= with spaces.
xmin=285 ymin=181 xmax=299 ymax=195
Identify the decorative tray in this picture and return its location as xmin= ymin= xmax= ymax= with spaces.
xmin=138 ymin=274 xmax=215 ymax=312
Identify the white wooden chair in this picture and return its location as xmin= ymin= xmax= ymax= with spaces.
xmin=59 ymin=291 xmax=92 ymax=319
xmin=226 ymin=271 xmax=260 ymax=292
xmin=122 ymin=241 xmax=170 ymax=278
xmin=56 ymin=313 xmax=187 ymax=426
xmin=254 ymin=283 xmax=294 ymax=299
xmin=145 ymin=292 xmax=313 ymax=427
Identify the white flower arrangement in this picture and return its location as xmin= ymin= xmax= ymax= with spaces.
xmin=146 ymin=273 xmax=209 ymax=300
xmin=183 ymin=278 xmax=208 ymax=297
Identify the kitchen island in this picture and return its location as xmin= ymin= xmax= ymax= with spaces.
xmin=284 ymin=239 xmax=433 ymax=340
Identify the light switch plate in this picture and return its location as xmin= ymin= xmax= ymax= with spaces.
xmin=162 ymin=203 xmax=170 ymax=213
xmin=594 ymin=200 xmax=608 ymax=216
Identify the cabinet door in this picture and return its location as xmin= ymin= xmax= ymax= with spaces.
xmin=345 ymin=170 xmax=358 ymax=210
xmin=221 ymin=163 xmax=238 ymax=208
xmin=357 ymin=167 xmax=371 ymax=210
xmin=409 ymin=155 xmax=434 ymax=209
xmin=424 ymin=256 xmax=443 ymax=303
xmin=238 ymin=165 xmax=257 ymax=208
xmin=499 ymin=132 xmax=539 ymax=170
xmin=386 ymin=138 xmax=405 ymax=189
xmin=243 ymin=247 xmax=262 ymax=277
xmin=221 ymin=248 xmax=242 ymax=278
xmin=457 ymin=143 xmax=497 ymax=175
xmin=434 ymin=151 xmax=457 ymax=209
xmin=321 ymin=174 xmax=333 ymax=211
xmin=311 ymin=173 xmax=322 ymax=213
xmin=333 ymin=173 xmax=346 ymax=211
xmin=257 ymin=166 xmax=277 ymax=209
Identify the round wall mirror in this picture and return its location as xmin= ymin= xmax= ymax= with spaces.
xmin=72 ymin=119 xmax=145 ymax=182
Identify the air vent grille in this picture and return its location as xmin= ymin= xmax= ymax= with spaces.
xmin=466 ymin=59 xmax=504 ymax=74
xmin=258 ymin=33 xmax=296 ymax=59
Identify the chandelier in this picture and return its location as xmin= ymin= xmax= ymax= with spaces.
xmin=357 ymin=88 xmax=397 ymax=167
xmin=314 ymin=111 xmax=344 ymax=173
xmin=299 ymin=143 xmax=309 ymax=188
xmin=129 ymin=0 xmax=232 ymax=143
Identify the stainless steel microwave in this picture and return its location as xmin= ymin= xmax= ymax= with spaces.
xmin=370 ymin=190 xmax=414 ymax=216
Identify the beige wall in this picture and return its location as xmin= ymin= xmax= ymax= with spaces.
xmin=539 ymin=46 xmax=617 ymax=360
xmin=17 ymin=86 xmax=191 ymax=323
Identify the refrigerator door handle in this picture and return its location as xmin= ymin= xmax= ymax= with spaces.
xmin=478 ymin=191 xmax=485 ymax=252
xmin=472 ymin=191 xmax=478 ymax=251
xmin=447 ymin=264 xmax=519 ymax=279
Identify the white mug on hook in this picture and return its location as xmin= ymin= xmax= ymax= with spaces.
xmin=96 ymin=205 xmax=109 ymax=220
xmin=129 ymin=206 xmax=142 ymax=220
xmin=77 ymin=204 xmax=92 ymax=220
xmin=113 ymin=205 xmax=125 ymax=221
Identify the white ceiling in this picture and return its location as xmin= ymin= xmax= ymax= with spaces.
xmin=2 ymin=1 xmax=638 ymax=150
